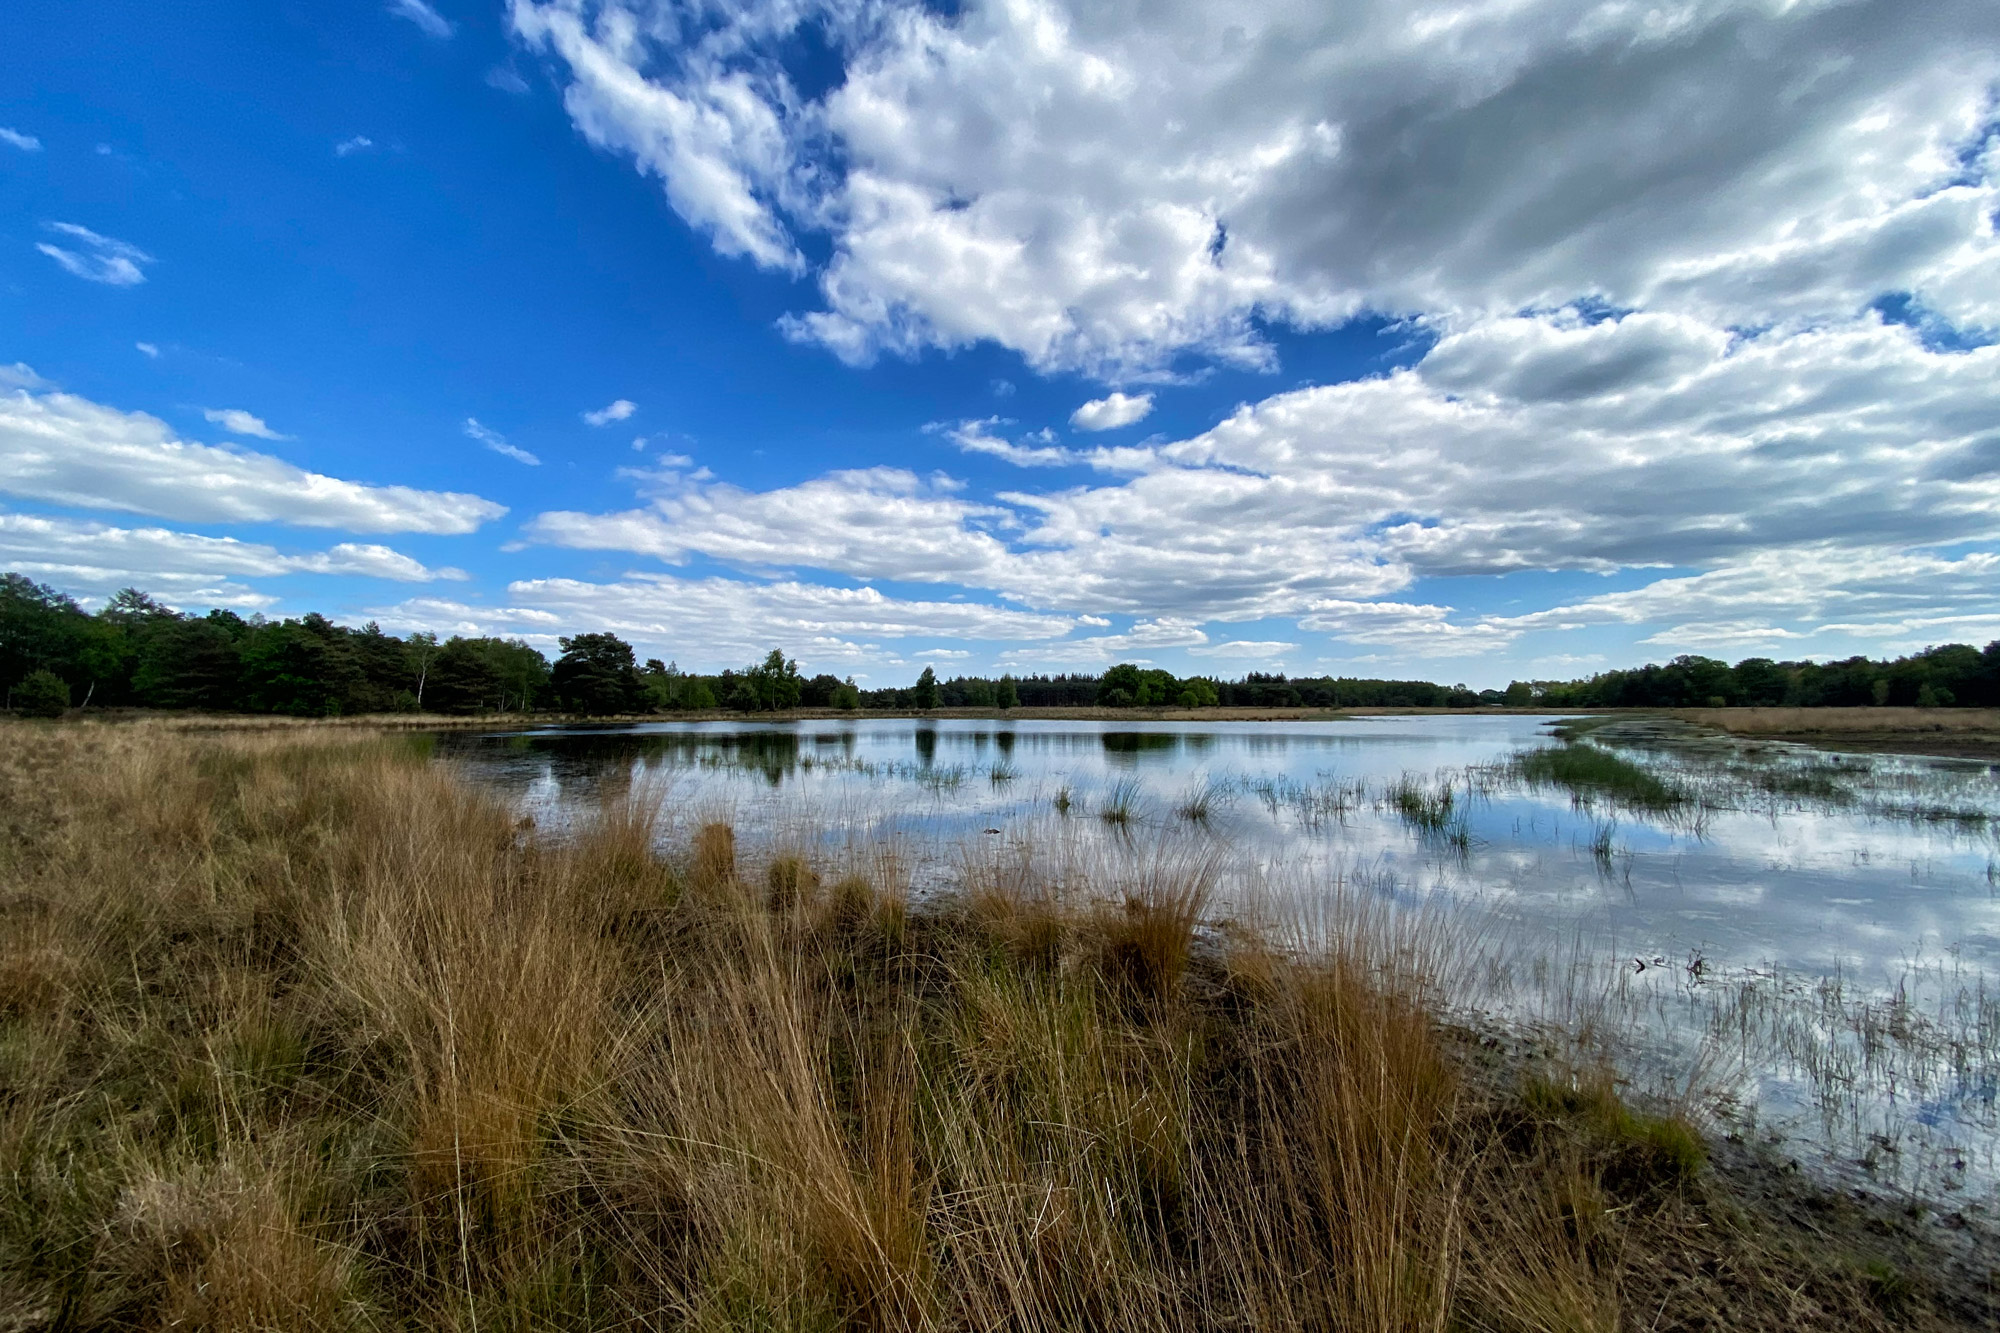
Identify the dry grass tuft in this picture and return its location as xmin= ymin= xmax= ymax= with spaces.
xmin=0 ymin=719 xmax=1982 ymax=1331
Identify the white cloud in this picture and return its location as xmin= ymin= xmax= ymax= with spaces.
xmin=0 ymin=377 xmax=504 ymax=533
xmin=203 ymin=407 xmax=289 ymax=441
xmin=463 ymin=417 xmax=541 ymax=466
xmin=1070 ymin=392 xmax=1154 ymax=432
xmin=334 ymin=136 xmax=375 ymax=157
xmin=509 ymin=0 xmax=808 ymax=272
xmin=1297 ymin=600 xmax=1518 ymax=656
xmin=135 ymin=342 xmax=159 ymax=358
xmin=0 ymin=128 xmax=41 ymax=152
xmin=1188 ymin=639 xmax=1297 ymax=659
xmin=0 ymin=365 xmax=49 ymax=391
xmin=582 ymin=398 xmax=637 ymax=425
xmin=527 ymin=466 xmax=1016 ymax=583
xmin=1488 ymin=547 xmax=2000 ymax=657
xmin=998 ymin=617 xmax=1209 ymax=668
xmin=370 ymin=573 xmax=1076 ymax=669
xmin=0 ymin=512 xmax=465 ymax=605
xmin=942 ymin=417 xmax=1152 ymax=471
xmin=503 ymin=0 xmax=2000 ymax=666
xmin=515 ymin=0 xmax=2000 ymax=378
xmin=487 ymin=66 xmax=532 ymax=95
xmin=388 ymin=0 xmax=452 ymax=39
xmin=945 ymin=418 xmax=1079 ymax=468
xmin=522 ymin=307 xmax=2000 ymax=652
xmin=37 ymin=222 xmax=151 ymax=286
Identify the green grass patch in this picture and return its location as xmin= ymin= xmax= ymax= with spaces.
xmin=1515 ymin=741 xmax=1686 ymax=812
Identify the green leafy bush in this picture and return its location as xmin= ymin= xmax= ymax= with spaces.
xmin=13 ymin=668 xmax=69 ymax=718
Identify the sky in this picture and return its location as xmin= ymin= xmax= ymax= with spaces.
xmin=2 ymin=0 xmax=1997 ymax=688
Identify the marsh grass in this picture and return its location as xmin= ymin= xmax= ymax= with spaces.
xmin=0 ymin=721 xmax=1974 ymax=1331
xmin=1516 ymin=741 xmax=1688 ymax=813
xmin=1098 ymin=776 xmax=1143 ymax=826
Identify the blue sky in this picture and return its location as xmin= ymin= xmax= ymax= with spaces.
xmin=3 ymin=0 xmax=1998 ymax=687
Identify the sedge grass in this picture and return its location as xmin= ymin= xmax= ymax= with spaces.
xmin=0 ymin=720 xmax=1973 ymax=1331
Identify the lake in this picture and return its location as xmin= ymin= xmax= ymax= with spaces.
xmin=437 ymin=712 xmax=2000 ymax=1198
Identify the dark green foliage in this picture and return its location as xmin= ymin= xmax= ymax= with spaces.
xmin=550 ymin=632 xmax=645 ymax=714
xmin=13 ymin=667 xmax=69 ymax=717
xmin=6 ymin=569 xmax=1998 ymax=720
xmin=1513 ymin=644 xmax=2000 ymax=709
xmin=1100 ymin=662 xmax=1181 ymax=706
xmin=800 ymin=672 xmax=844 ymax=707
xmin=1 ymin=572 xmax=549 ymax=717
xmin=431 ymin=636 xmax=549 ymax=713
xmin=741 ymin=649 xmax=803 ymax=711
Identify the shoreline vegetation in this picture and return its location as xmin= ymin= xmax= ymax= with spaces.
xmin=25 ymin=703 xmax=2000 ymax=762
xmin=4 ymin=721 xmax=1998 ymax=1329
xmin=5 ymin=573 xmax=1998 ymax=728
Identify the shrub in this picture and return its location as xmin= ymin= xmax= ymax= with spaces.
xmin=12 ymin=669 xmax=69 ymax=718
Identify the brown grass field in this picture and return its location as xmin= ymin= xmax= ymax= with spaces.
xmin=1 ymin=720 xmax=1992 ymax=1330
xmin=1671 ymin=707 xmax=2000 ymax=760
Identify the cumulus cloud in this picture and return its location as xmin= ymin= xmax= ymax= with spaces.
xmin=524 ymin=309 xmax=2000 ymax=649
xmin=388 ymin=0 xmax=452 ymax=39
xmin=37 ymin=222 xmax=151 ymax=286
xmin=515 ymin=0 xmax=2000 ymax=377
xmin=203 ymin=407 xmax=289 ymax=440
xmin=371 ymin=572 xmax=1075 ymax=668
xmin=0 ymin=378 xmax=504 ymax=533
xmin=1070 ymin=392 xmax=1154 ymax=432
xmin=503 ymin=0 xmax=2000 ymax=666
xmin=0 ymin=128 xmax=41 ymax=152
xmin=0 ymin=512 xmax=465 ymax=605
xmin=464 ymin=417 xmax=541 ymax=465
xmin=582 ymin=398 xmax=637 ymax=425
xmin=509 ymin=0 xmax=808 ymax=272
xmin=1487 ymin=546 xmax=2000 ymax=657
xmin=528 ymin=466 xmax=1015 ymax=582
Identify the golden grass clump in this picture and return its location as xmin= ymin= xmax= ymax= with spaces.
xmin=0 ymin=718 xmax=1974 ymax=1332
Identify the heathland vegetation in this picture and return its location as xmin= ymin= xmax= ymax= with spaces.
xmin=2 ymin=720 xmax=1985 ymax=1329
xmin=4 ymin=572 xmax=1998 ymax=717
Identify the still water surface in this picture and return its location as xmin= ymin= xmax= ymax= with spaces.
xmin=438 ymin=713 xmax=2000 ymax=1197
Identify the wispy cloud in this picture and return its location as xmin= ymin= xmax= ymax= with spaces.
xmin=485 ymin=66 xmax=530 ymax=94
xmin=334 ymin=135 xmax=375 ymax=157
xmin=464 ymin=417 xmax=540 ymax=465
xmin=135 ymin=342 xmax=159 ymax=358
xmin=582 ymin=398 xmax=637 ymax=426
xmin=0 ymin=128 xmax=41 ymax=152
xmin=204 ymin=408 xmax=289 ymax=441
xmin=387 ymin=0 xmax=452 ymax=38
xmin=36 ymin=222 xmax=151 ymax=286
xmin=1070 ymin=392 xmax=1154 ymax=431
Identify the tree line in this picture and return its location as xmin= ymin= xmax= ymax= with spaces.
xmin=1504 ymin=644 xmax=2000 ymax=710
xmin=4 ymin=573 xmax=1996 ymax=717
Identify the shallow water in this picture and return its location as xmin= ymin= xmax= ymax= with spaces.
xmin=437 ymin=713 xmax=2000 ymax=1199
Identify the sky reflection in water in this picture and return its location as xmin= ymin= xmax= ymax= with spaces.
xmin=438 ymin=713 xmax=2000 ymax=1197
